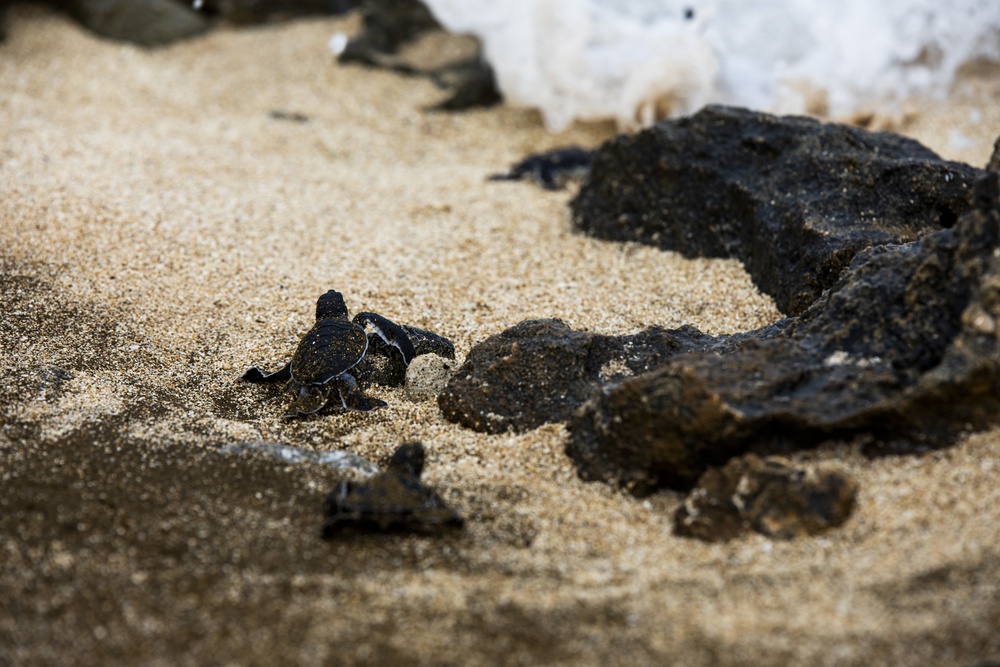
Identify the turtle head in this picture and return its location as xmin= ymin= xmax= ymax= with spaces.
xmin=315 ymin=290 xmax=349 ymax=320
xmin=387 ymin=441 xmax=425 ymax=478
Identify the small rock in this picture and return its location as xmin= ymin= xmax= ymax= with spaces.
xmin=337 ymin=0 xmax=501 ymax=111
xmin=673 ymin=454 xmax=858 ymax=542
xmin=194 ymin=0 xmax=357 ymax=23
xmin=322 ymin=442 xmax=463 ymax=535
xmin=56 ymin=0 xmax=210 ymax=46
xmin=405 ymin=353 xmax=455 ymax=402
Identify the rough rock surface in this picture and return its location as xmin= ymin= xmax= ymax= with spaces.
xmin=337 ymin=0 xmax=501 ymax=111
xmin=194 ymin=0 xmax=357 ymax=23
xmin=438 ymin=318 xmax=722 ymax=433
xmin=51 ymin=0 xmax=210 ymax=45
xmin=336 ymin=0 xmax=438 ymax=62
xmin=673 ymin=454 xmax=858 ymax=542
xmin=567 ymin=171 xmax=1000 ymax=494
xmin=571 ymin=105 xmax=982 ymax=315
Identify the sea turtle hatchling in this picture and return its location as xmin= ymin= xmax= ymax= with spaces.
xmin=322 ymin=441 xmax=464 ymax=536
xmin=241 ymin=289 xmax=416 ymax=418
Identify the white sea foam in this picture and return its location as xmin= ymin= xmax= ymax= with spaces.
xmin=425 ymin=0 xmax=1000 ymax=131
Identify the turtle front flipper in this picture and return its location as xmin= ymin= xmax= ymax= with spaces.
xmin=241 ymin=362 xmax=292 ymax=383
xmin=352 ymin=312 xmax=416 ymax=366
xmin=284 ymin=383 xmax=331 ymax=418
xmin=335 ymin=373 xmax=387 ymax=412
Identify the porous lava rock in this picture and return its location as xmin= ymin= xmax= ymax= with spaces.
xmin=52 ymin=0 xmax=209 ymax=45
xmin=336 ymin=0 xmax=438 ymax=63
xmin=567 ymin=170 xmax=1000 ymax=495
xmin=673 ymin=454 xmax=858 ymax=542
xmin=438 ymin=318 xmax=720 ymax=434
xmin=337 ymin=0 xmax=501 ymax=111
xmin=571 ymin=105 xmax=981 ymax=315
xmin=193 ymin=0 xmax=357 ymax=23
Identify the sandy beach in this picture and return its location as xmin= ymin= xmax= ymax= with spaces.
xmin=2 ymin=8 xmax=999 ymax=665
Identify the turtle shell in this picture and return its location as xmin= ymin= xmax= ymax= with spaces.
xmin=290 ymin=319 xmax=368 ymax=386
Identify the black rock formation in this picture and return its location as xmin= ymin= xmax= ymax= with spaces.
xmin=51 ymin=0 xmax=210 ymax=46
xmin=438 ymin=318 xmax=722 ymax=434
xmin=336 ymin=0 xmax=438 ymax=62
xmin=567 ymin=170 xmax=1000 ymax=494
xmin=193 ymin=0 xmax=357 ymax=23
xmin=571 ymin=105 xmax=981 ymax=315
xmin=673 ymin=454 xmax=858 ymax=542
xmin=28 ymin=1 xmax=353 ymax=47
xmin=336 ymin=0 xmax=501 ymax=111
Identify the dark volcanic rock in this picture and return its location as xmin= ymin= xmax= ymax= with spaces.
xmin=194 ymin=0 xmax=357 ymax=23
xmin=53 ymin=0 xmax=210 ymax=46
xmin=438 ymin=318 xmax=719 ymax=434
xmin=337 ymin=0 xmax=501 ymax=111
xmin=42 ymin=0 xmax=354 ymax=46
xmin=673 ymin=454 xmax=858 ymax=542
xmin=989 ymin=136 xmax=1000 ymax=174
xmin=424 ymin=57 xmax=501 ymax=112
xmin=567 ymin=171 xmax=1000 ymax=495
xmin=337 ymin=0 xmax=439 ymax=62
xmin=571 ymin=105 xmax=981 ymax=315
xmin=322 ymin=442 xmax=464 ymax=535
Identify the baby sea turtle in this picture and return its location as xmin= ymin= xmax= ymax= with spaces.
xmin=488 ymin=146 xmax=594 ymax=190
xmin=241 ymin=289 xmax=416 ymax=418
xmin=322 ymin=441 xmax=464 ymax=535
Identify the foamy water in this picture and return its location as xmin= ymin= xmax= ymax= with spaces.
xmin=426 ymin=0 xmax=1000 ymax=130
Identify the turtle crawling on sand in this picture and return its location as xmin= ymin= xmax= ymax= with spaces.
xmin=322 ymin=441 xmax=464 ymax=536
xmin=241 ymin=289 xmax=416 ymax=418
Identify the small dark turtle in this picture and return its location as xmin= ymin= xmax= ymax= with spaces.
xmin=241 ymin=289 xmax=416 ymax=418
xmin=488 ymin=146 xmax=594 ymax=190
xmin=322 ymin=441 xmax=464 ymax=536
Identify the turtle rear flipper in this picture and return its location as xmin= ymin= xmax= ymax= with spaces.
xmin=284 ymin=384 xmax=331 ymax=418
xmin=335 ymin=374 xmax=387 ymax=412
xmin=353 ymin=312 xmax=416 ymax=365
xmin=241 ymin=362 xmax=292 ymax=383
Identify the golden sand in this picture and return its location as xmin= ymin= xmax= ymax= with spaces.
xmin=1 ymin=8 xmax=999 ymax=665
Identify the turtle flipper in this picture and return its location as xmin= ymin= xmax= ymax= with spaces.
xmin=352 ymin=312 xmax=416 ymax=366
xmin=284 ymin=384 xmax=331 ymax=418
xmin=241 ymin=362 xmax=292 ymax=383
xmin=335 ymin=373 xmax=387 ymax=412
